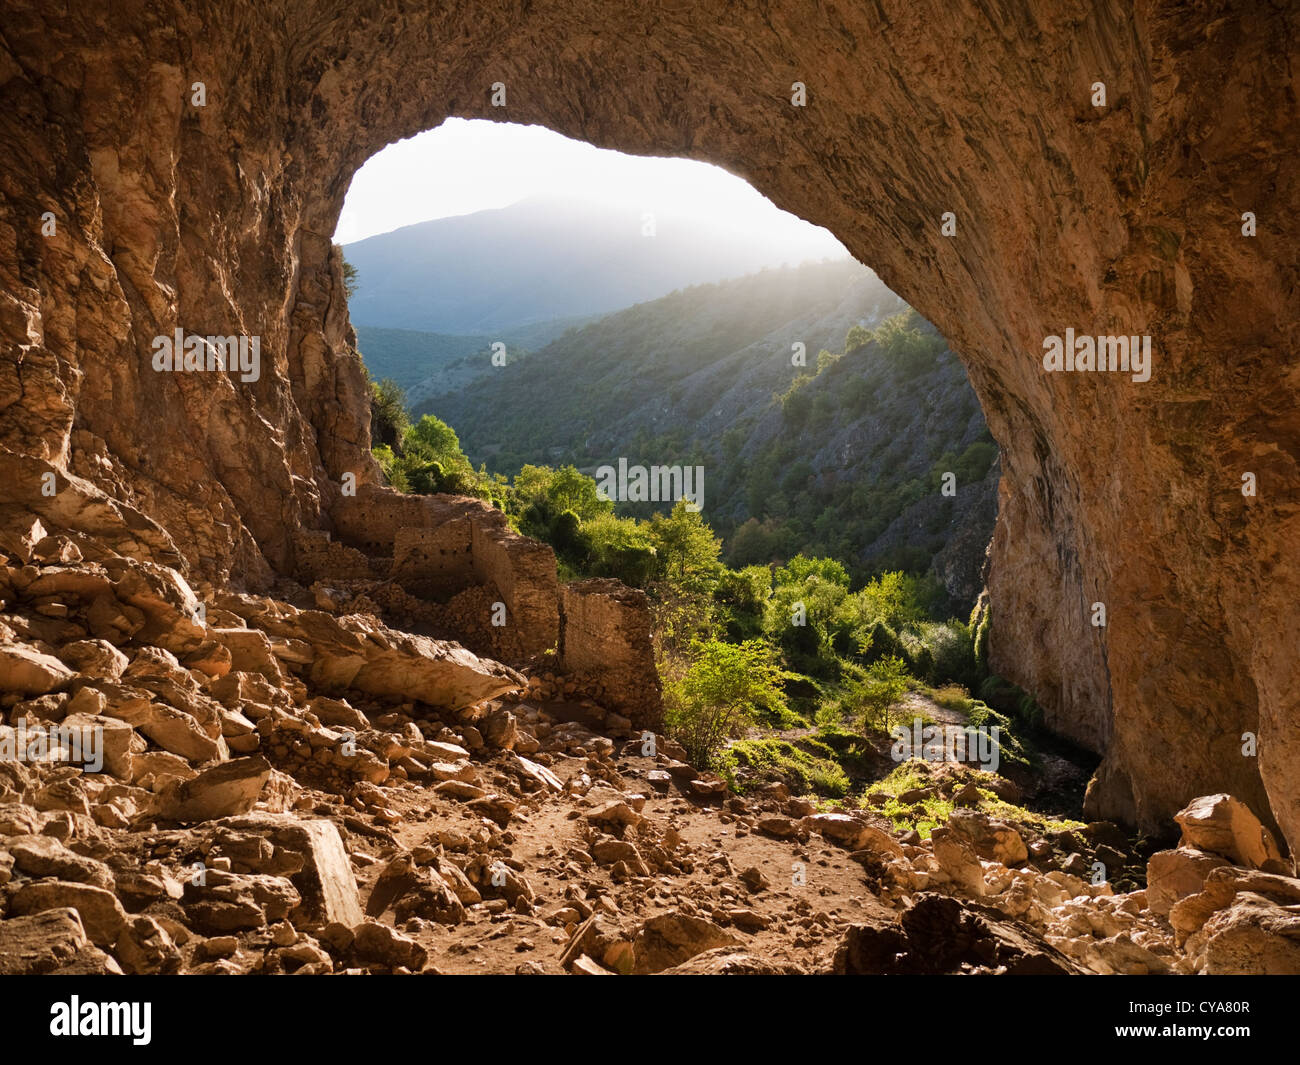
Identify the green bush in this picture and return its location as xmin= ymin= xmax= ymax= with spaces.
xmin=917 ymin=620 xmax=977 ymax=688
xmin=663 ymin=638 xmax=787 ymax=767
xmin=841 ymin=654 xmax=910 ymax=734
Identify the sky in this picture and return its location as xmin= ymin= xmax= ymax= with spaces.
xmin=334 ymin=118 xmax=847 ymax=255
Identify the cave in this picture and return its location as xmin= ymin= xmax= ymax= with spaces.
xmin=1 ymin=1 xmax=1296 ymax=859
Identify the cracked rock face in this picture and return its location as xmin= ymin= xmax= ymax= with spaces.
xmin=0 ymin=2 xmax=1296 ymax=849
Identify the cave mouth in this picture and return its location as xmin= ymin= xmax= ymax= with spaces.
xmin=324 ymin=118 xmax=1077 ymax=820
xmin=336 ymin=118 xmax=1002 ymax=612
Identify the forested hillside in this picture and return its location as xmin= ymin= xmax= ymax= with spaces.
xmin=400 ymin=259 xmax=997 ymax=610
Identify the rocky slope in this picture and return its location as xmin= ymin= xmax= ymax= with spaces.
xmin=0 ymin=2 xmax=1296 ymax=868
xmin=1 ymin=518 xmax=1292 ymax=972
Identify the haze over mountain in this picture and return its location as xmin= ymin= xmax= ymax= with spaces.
xmin=343 ymin=194 xmax=848 ymax=335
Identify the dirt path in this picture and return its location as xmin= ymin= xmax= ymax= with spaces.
xmin=352 ymin=742 xmax=896 ymax=974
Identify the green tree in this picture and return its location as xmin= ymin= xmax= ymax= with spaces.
xmin=582 ymin=513 xmax=658 ymax=586
xmin=845 ymin=323 xmax=872 ymax=351
xmin=513 ymin=464 xmax=612 ymax=523
xmin=663 ymin=638 xmax=786 ymax=766
xmin=844 ymin=654 xmax=910 ymax=733
xmin=766 ymin=554 xmax=852 ymax=675
xmin=404 ymin=414 xmax=473 ymax=474
xmin=649 ymin=499 xmax=722 ymax=588
xmin=369 ymin=378 xmax=409 ymax=449
xmin=372 ymin=444 xmax=409 ymax=491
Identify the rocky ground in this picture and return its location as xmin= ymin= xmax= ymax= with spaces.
xmin=1 ymin=519 xmax=1297 ymax=976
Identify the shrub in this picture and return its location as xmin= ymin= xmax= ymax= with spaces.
xmin=917 ymin=620 xmax=977 ymax=688
xmin=896 ymin=629 xmax=933 ymax=679
xmin=372 ymin=444 xmax=409 ymax=492
xmin=663 ymin=638 xmax=786 ymax=767
xmin=842 ymin=654 xmax=910 ymax=734
xmin=964 ymin=698 xmax=1033 ymax=771
xmin=369 ymin=379 xmax=409 ymax=448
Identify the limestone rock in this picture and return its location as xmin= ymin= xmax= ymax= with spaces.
xmin=631 ymin=911 xmax=740 ymax=974
xmin=1146 ymin=847 xmax=1230 ymax=916
xmin=100 ymin=686 xmax=227 ymax=764
xmin=0 ymin=645 xmax=73 ymax=695
xmin=0 ymin=908 xmax=94 ymax=974
xmin=1190 ymin=892 xmax=1300 ymax=975
xmin=803 ymin=813 xmax=883 ymax=850
xmin=1173 ymin=794 xmax=1285 ymax=871
xmin=252 ymin=608 xmax=525 ymax=710
xmin=947 ymin=809 xmax=1029 ymax=866
xmin=155 ymin=756 xmax=272 ymax=822
xmin=930 ymin=827 xmax=987 ymax=896
xmin=9 ymin=880 xmax=128 ymax=947
xmin=8 ymin=834 xmax=114 ymax=889
xmin=352 ymin=920 xmax=427 ymax=971
xmin=57 ymin=639 xmax=129 ymax=679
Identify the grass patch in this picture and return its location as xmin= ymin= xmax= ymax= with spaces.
xmin=719 ymin=737 xmax=850 ymax=798
xmin=863 ymin=762 xmax=1085 ymax=839
xmin=930 ymin=684 xmax=974 ymax=713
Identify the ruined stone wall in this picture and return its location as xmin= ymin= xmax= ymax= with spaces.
xmin=292 ymin=530 xmax=380 ymax=584
xmin=559 ymin=579 xmax=662 ymax=732
xmin=323 ymin=486 xmax=559 ymax=658
xmin=0 ymin=2 xmax=1296 ymax=847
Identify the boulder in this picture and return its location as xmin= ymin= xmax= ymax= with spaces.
xmin=100 ymin=686 xmax=227 ymax=763
xmin=9 ymin=880 xmax=128 ymax=947
xmin=931 ymin=827 xmax=986 ymax=896
xmin=352 ymin=920 xmax=427 ymax=971
xmin=8 ymin=834 xmax=114 ymax=889
xmin=212 ymin=815 xmax=363 ymax=927
xmin=1146 ymin=847 xmax=1230 ymax=916
xmin=250 ymin=607 xmax=525 ymax=710
xmin=183 ymin=870 xmax=301 ymax=932
xmin=60 ymin=711 xmax=136 ymax=779
xmin=0 ymin=908 xmax=94 ymax=974
xmin=1169 ymin=866 xmax=1300 ymax=944
xmin=1174 ymin=794 xmax=1285 ymax=870
xmin=947 ymin=808 xmax=1029 ymax=865
xmin=803 ymin=812 xmax=882 ymax=850
xmin=57 ymin=639 xmax=129 ymax=679
xmin=631 ymin=911 xmax=739 ymax=974
xmin=0 ymin=645 xmax=73 ymax=695
xmin=155 ymin=756 xmax=271 ymax=821
xmin=1190 ymin=892 xmax=1300 ymax=975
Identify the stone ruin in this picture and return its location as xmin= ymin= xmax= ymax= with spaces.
xmin=291 ymin=484 xmax=662 ymax=731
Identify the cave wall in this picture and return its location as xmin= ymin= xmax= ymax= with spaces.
xmin=0 ymin=1 xmax=1296 ymax=847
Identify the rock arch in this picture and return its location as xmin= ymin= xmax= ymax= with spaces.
xmin=0 ymin=2 xmax=1296 ymax=848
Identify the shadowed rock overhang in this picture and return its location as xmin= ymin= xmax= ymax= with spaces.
xmin=0 ymin=1 xmax=1296 ymax=849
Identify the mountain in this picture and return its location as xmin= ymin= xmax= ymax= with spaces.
xmin=342 ymin=195 xmax=846 ymax=334
xmin=406 ymin=258 xmax=998 ymax=609
xmin=355 ymin=316 xmax=592 ymax=394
